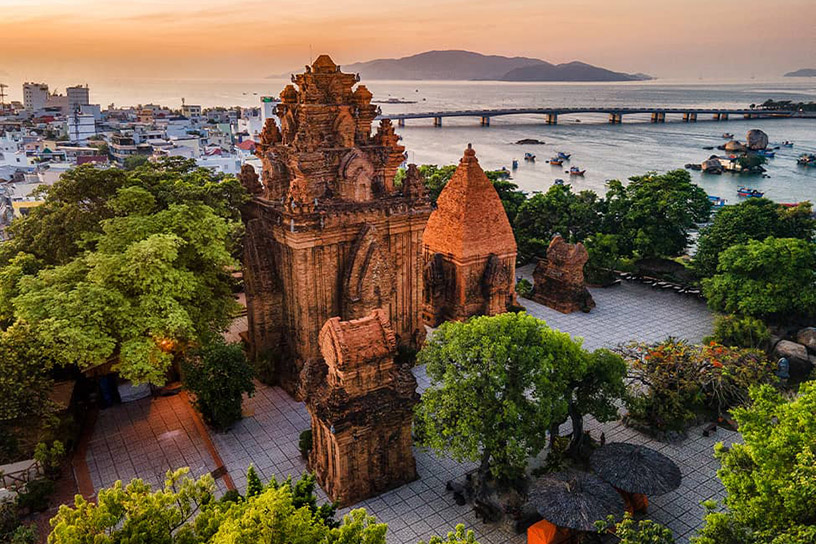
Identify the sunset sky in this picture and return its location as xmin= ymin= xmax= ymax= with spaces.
xmin=2 ymin=0 xmax=814 ymax=94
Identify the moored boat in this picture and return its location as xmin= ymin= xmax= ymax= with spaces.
xmin=568 ymin=166 xmax=586 ymax=176
xmin=524 ymin=152 xmax=536 ymax=162
xmin=737 ymin=187 xmax=764 ymax=198
xmin=554 ymin=178 xmax=565 ymax=186
xmin=722 ymin=132 xmax=734 ymax=139
xmin=556 ymin=151 xmax=571 ymax=160
xmin=757 ymin=149 xmax=775 ymax=158
xmin=708 ymin=195 xmax=727 ymax=209
xmin=512 ymin=159 xmax=519 ymax=170
xmin=547 ymin=157 xmax=563 ymax=166
xmin=797 ymin=154 xmax=816 ymax=166
xmin=782 ymin=141 xmax=794 ymax=147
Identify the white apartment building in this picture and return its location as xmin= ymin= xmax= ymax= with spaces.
xmin=23 ymin=82 xmax=49 ymax=111
xmin=66 ymin=85 xmax=90 ymax=112
xmin=66 ymin=112 xmax=97 ymax=143
xmin=181 ymin=104 xmax=202 ymax=120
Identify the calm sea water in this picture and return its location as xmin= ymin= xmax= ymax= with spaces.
xmin=91 ymin=77 xmax=816 ymax=203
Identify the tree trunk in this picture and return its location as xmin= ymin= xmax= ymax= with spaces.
xmin=549 ymin=421 xmax=560 ymax=450
xmin=567 ymin=398 xmax=585 ymax=459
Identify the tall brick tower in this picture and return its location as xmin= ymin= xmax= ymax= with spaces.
xmin=421 ymin=144 xmax=517 ymax=326
xmin=241 ymin=55 xmax=432 ymax=397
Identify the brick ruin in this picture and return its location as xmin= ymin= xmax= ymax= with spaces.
xmin=531 ymin=235 xmax=596 ymax=313
xmin=303 ymin=309 xmax=418 ymax=506
xmin=421 ymin=144 xmax=517 ymax=326
xmin=241 ymin=55 xmax=432 ymax=398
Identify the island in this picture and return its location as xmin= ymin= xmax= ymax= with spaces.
xmin=784 ymin=68 xmax=816 ymax=77
xmin=271 ymin=50 xmax=653 ymax=82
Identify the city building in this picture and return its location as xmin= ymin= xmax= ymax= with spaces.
xmin=181 ymin=104 xmax=201 ymax=121
xmin=66 ymin=85 xmax=90 ymax=112
xmin=66 ymin=112 xmax=97 ymax=143
xmin=23 ymin=82 xmax=49 ymax=111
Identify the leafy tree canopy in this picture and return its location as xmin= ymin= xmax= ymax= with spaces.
xmin=694 ymin=383 xmax=816 ymax=544
xmin=694 ymin=198 xmax=814 ymax=278
xmin=702 ymin=237 xmax=816 ymax=321
xmin=415 ymin=312 xmax=586 ymax=484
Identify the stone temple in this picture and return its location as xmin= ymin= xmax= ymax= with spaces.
xmin=421 ymin=144 xmax=517 ymax=326
xmin=241 ymin=55 xmax=432 ymax=398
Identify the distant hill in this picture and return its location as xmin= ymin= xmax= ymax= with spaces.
xmin=501 ymin=61 xmax=651 ymax=82
xmin=785 ymin=68 xmax=816 ymax=77
xmin=273 ymin=50 xmax=652 ymax=82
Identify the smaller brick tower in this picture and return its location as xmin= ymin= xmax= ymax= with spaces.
xmin=421 ymin=144 xmax=517 ymax=326
xmin=304 ymin=309 xmax=418 ymax=506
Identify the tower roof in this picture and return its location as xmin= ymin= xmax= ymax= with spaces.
xmin=423 ymin=144 xmax=517 ymax=260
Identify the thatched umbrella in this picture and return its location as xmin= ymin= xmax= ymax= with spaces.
xmin=590 ymin=443 xmax=682 ymax=496
xmin=528 ymin=471 xmax=624 ymax=532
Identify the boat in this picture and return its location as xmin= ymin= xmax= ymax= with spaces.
xmin=708 ymin=195 xmax=727 ymax=209
xmin=722 ymin=133 xmax=734 ymax=139
xmin=782 ymin=141 xmax=794 ymax=147
xmin=797 ymin=154 xmax=816 ymax=166
xmin=737 ymin=187 xmax=764 ymax=198
xmin=546 ymin=157 xmax=563 ymax=166
xmin=568 ymin=166 xmax=586 ymax=176
xmin=780 ymin=202 xmax=801 ymax=208
xmin=554 ymin=179 xmax=565 ymax=186
xmin=496 ymin=167 xmax=512 ymax=180
xmin=524 ymin=152 xmax=536 ymax=162
xmin=556 ymin=151 xmax=571 ymax=160
xmin=512 ymin=159 xmax=519 ymax=170
xmin=757 ymin=149 xmax=775 ymax=158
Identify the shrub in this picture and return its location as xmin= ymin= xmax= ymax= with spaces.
xmin=618 ymin=340 xmax=774 ymax=432
xmin=17 ymin=478 xmax=55 ymax=513
xmin=514 ymin=278 xmax=533 ymax=299
xmin=182 ymin=338 xmax=255 ymax=431
xmin=298 ymin=429 xmax=312 ymax=459
xmin=596 ymin=514 xmax=675 ymax=543
xmin=584 ymin=233 xmax=620 ymax=286
xmin=34 ymin=440 xmax=65 ymax=478
xmin=708 ymin=314 xmax=771 ymax=350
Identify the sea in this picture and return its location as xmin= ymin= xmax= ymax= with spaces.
xmin=89 ymin=77 xmax=816 ymax=204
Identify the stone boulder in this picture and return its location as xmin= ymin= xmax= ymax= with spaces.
xmin=701 ymin=156 xmax=723 ymax=174
xmin=795 ymin=327 xmax=816 ymax=353
xmin=773 ymin=339 xmax=813 ymax=381
xmin=746 ymin=129 xmax=769 ymax=150
xmin=724 ymin=140 xmax=746 ymax=152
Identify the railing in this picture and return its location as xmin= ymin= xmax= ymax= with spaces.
xmin=0 ymin=459 xmax=43 ymax=491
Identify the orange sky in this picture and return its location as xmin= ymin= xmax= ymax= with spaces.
xmin=1 ymin=0 xmax=814 ymax=91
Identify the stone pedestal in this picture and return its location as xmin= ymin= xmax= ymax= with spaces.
xmin=531 ymin=235 xmax=595 ymax=314
xmin=304 ymin=310 xmax=418 ymax=506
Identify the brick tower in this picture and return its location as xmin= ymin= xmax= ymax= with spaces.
xmin=304 ymin=309 xmax=418 ymax=506
xmin=421 ymin=144 xmax=517 ymax=326
xmin=241 ymin=55 xmax=431 ymax=397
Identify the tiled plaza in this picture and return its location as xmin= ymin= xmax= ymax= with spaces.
xmin=86 ymin=281 xmax=726 ymax=543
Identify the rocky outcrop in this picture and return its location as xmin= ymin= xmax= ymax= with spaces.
xmin=795 ymin=327 xmax=816 ymax=353
xmin=531 ymin=235 xmax=595 ymax=314
xmin=422 ymin=144 xmax=517 ymax=326
xmin=724 ymin=140 xmax=746 ymax=153
xmin=773 ymin=339 xmax=813 ymax=381
xmin=702 ymin=156 xmax=723 ymax=174
xmin=746 ymin=129 xmax=769 ymax=150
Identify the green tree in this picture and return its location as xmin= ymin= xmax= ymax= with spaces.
xmin=418 ymin=164 xmax=457 ymax=204
xmin=606 ymin=170 xmax=711 ymax=259
xmin=420 ymin=525 xmax=480 ymax=544
xmin=597 ymin=514 xmax=675 ymax=543
xmin=513 ymin=184 xmax=603 ymax=262
xmin=708 ymin=314 xmax=771 ymax=350
xmin=702 ymin=237 xmax=816 ymax=321
xmin=694 ymin=383 xmax=816 ymax=544
xmin=123 ymin=155 xmax=150 ymax=171
xmin=584 ymin=233 xmax=621 ymax=286
xmin=0 ymin=322 xmax=57 ymax=425
xmin=48 ymin=468 xmax=218 ymax=544
xmin=414 ymin=312 xmax=582 ymax=487
xmin=552 ymin=348 xmax=626 ymax=458
xmin=182 ymin=338 xmax=254 ymax=430
xmin=485 ymin=175 xmax=527 ymax=225
xmin=13 ymin=199 xmax=239 ymax=384
xmin=694 ymin=199 xmax=815 ymax=278
xmin=246 ymin=465 xmax=263 ymax=498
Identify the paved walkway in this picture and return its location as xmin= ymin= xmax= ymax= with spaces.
xmin=517 ymin=264 xmax=713 ymax=351
xmin=85 ymin=282 xmax=721 ymax=543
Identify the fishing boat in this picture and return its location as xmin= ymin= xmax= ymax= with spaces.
xmin=546 ymin=157 xmax=563 ymax=166
xmin=708 ymin=195 xmax=727 ymax=209
xmin=782 ymin=141 xmax=794 ymax=147
xmin=797 ymin=154 xmax=816 ymax=166
xmin=722 ymin=132 xmax=734 ymax=139
xmin=568 ymin=166 xmax=586 ymax=176
xmin=737 ymin=187 xmax=764 ymax=198
xmin=757 ymin=149 xmax=775 ymax=158
xmin=524 ymin=152 xmax=536 ymax=162
xmin=554 ymin=179 xmax=565 ymax=186
xmin=512 ymin=159 xmax=519 ymax=170
xmin=496 ymin=167 xmax=512 ymax=180
xmin=557 ymin=151 xmax=571 ymax=160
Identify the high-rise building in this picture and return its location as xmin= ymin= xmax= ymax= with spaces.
xmin=66 ymin=85 xmax=90 ymax=112
xmin=23 ymin=82 xmax=49 ymax=112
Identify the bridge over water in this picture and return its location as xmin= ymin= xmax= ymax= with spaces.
xmin=378 ymin=107 xmax=802 ymax=127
